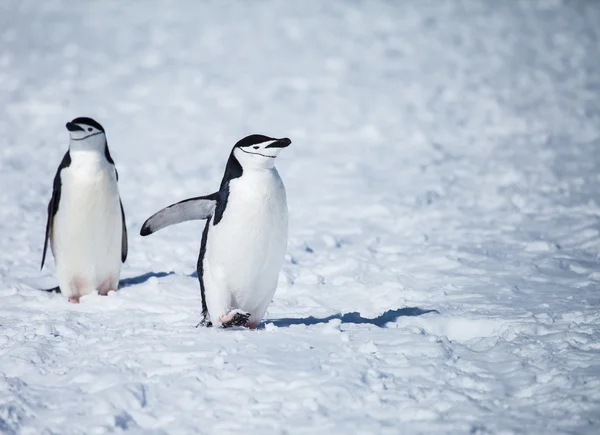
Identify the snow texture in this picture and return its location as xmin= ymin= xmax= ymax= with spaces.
xmin=1 ymin=0 xmax=600 ymax=433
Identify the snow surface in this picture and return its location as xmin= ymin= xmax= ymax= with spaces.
xmin=1 ymin=0 xmax=600 ymax=433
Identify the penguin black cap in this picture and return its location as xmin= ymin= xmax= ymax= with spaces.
xmin=66 ymin=117 xmax=105 ymax=133
xmin=234 ymin=134 xmax=291 ymax=148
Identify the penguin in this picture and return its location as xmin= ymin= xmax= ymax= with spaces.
xmin=140 ymin=134 xmax=291 ymax=328
xmin=41 ymin=117 xmax=128 ymax=303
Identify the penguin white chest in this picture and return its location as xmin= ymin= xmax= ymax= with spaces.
xmin=206 ymin=168 xmax=288 ymax=312
xmin=52 ymin=155 xmax=122 ymax=297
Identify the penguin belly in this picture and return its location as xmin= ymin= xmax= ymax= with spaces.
xmin=203 ymin=170 xmax=288 ymax=325
xmin=52 ymin=161 xmax=122 ymax=299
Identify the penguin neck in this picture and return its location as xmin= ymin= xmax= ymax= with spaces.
xmin=69 ymin=139 xmax=109 ymax=165
xmin=69 ymin=137 xmax=106 ymax=153
xmin=242 ymin=161 xmax=277 ymax=172
xmin=219 ymin=152 xmax=280 ymax=195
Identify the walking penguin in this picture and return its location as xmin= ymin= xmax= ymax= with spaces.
xmin=140 ymin=134 xmax=291 ymax=328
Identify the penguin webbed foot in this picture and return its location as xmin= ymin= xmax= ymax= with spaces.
xmin=219 ymin=310 xmax=251 ymax=328
xmin=195 ymin=312 xmax=213 ymax=328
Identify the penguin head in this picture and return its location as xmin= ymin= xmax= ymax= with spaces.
xmin=66 ymin=117 xmax=106 ymax=150
xmin=233 ymin=134 xmax=291 ymax=169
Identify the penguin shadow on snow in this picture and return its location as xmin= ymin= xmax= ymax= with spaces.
xmin=188 ymin=273 xmax=437 ymax=328
xmin=269 ymin=307 xmax=438 ymax=328
xmin=41 ymin=271 xmax=175 ymax=293
xmin=118 ymin=271 xmax=175 ymax=289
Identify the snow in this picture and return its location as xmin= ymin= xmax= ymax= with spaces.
xmin=1 ymin=0 xmax=599 ymax=433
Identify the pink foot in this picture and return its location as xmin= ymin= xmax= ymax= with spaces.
xmin=97 ymin=277 xmax=114 ymax=296
xmin=68 ymin=277 xmax=85 ymax=303
xmin=219 ymin=310 xmax=251 ymax=328
xmin=245 ymin=322 xmax=257 ymax=330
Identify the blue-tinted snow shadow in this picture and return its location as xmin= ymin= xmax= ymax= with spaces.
xmin=268 ymin=307 xmax=438 ymax=328
xmin=39 ymin=271 xmax=177 ymax=293
xmin=118 ymin=271 xmax=175 ymax=289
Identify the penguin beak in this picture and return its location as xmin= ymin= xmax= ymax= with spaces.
xmin=66 ymin=122 xmax=84 ymax=132
xmin=265 ymin=138 xmax=291 ymax=148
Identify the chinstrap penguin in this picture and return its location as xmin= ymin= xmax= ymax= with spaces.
xmin=140 ymin=134 xmax=291 ymax=328
xmin=41 ymin=117 xmax=128 ymax=303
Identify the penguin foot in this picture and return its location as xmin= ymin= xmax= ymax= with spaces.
xmin=220 ymin=310 xmax=251 ymax=328
xmin=68 ymin=277 xmax=85 ymax=304
xmin=98 ymin=280 xmax=110 ymax=296
xmin=195 ymin=313 xmax=213 ymax=328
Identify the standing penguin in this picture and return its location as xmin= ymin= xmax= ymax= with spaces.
xmin=140 ymin=134 xmax=291 ymax=328
xmin=41 ymin=117 xmax=128 ymax=303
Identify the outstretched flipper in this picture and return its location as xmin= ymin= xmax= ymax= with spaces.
xmin=140 ymin=193 xmax=218 ymax=236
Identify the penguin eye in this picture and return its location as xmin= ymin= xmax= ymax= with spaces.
xmin=87 ymin=127 xmax=93 ymax=132
xmin=253 ymin=146 xmax=259 ymax=149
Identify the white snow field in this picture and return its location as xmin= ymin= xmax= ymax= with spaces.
xmin=1 ymin=0 xmax=599 ymax=433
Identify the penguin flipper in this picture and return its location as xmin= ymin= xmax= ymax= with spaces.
xmin=40 ymin=195 xmax=55 ymax=270
xmin=41 ymin=151 xmax=71 ymax=270
xmin=120 ymin=199 xmax=128 ymax=262
xmin=140 ymin=193 xmax=218 ymax=236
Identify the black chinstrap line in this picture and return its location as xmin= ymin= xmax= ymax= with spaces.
xmin=70 ymin=131 xmax=104 ymax=141
xmin=238 ymin=147 xmax=276 ymax=159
